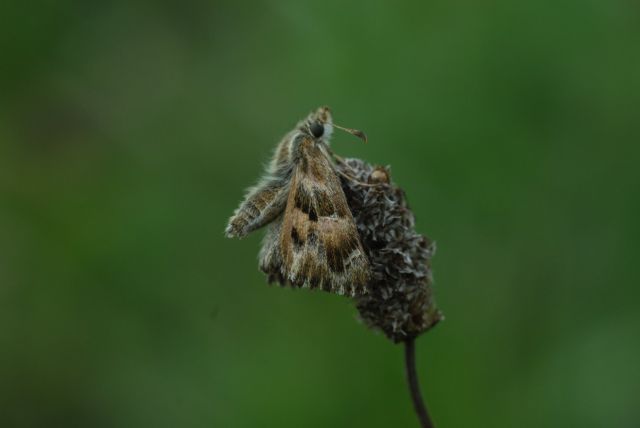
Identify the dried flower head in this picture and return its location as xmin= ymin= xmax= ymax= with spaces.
xmin=337 ymin=158 xmax=443 ymax=343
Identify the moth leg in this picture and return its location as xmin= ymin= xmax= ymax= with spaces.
xmin=335 ymin=168 xmax=380 ymax=187
xmin=225 ymin=178 xmax=289 ymax=238
xmin=321 ymin=146 xmax=380 ymax=187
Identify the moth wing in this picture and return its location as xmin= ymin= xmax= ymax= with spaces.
xmin=274 ymin=156 xmax=370 ymax=296
xmin=259 ymin=216 xmax=285 ymax=285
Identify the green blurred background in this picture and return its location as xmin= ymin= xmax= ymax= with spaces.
xmin=1 ymin=1 xmax=639 ymax=427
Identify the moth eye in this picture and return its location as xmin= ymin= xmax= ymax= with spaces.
xmin=309 ymin=121 xmax=324 ymax=138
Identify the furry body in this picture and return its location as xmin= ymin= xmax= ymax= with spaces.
xmin=226 ymin=107 xmax=370 ymax=296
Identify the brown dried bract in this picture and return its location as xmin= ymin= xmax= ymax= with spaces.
xmin=337 ymin=159 xmax=443 ymax=342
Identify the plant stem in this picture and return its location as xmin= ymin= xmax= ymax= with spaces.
xmin=404 ymin=338 xmax=435 ymax=428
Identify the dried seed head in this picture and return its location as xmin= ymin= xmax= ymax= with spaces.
xmin=338 ymin=158 xmax=443 ymax=343
xmin=369 ymin=167 xmax=390 ymax=185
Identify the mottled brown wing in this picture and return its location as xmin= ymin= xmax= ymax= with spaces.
xmin=270 ymin=146 xmax=370 ymax=296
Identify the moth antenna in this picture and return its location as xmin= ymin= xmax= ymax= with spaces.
xmin=335 ymin=168 xmax=380 ymax=187
xmin=333 ymin=124 xmax=368 ymax=144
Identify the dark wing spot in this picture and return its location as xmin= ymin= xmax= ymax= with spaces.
xmin=326 ymin=245 xmax=345 ymax=273
xmin=308 ymin=275 xmax=320 ymax=289
xmin=291 ymin=227 xmax=304 ymax=248
xmin=294 ymin=187 xmax=319 ymax=221
xmin=295 ymin=188 xmax=312 ymax=213
xmin=308 ymin=206 xmax=318 ymax=221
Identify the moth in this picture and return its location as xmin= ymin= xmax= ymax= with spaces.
xmin=225 ymin=106 xmax=370 ymax=296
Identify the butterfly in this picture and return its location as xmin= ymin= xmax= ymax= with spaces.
xmin=225 ymin=106 xmax=370 ymax=296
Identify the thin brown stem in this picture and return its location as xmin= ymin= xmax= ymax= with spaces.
xmin=404 ymin=338 xmax=435 ymax=428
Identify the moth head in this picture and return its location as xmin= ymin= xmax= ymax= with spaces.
xmin=300 ymin=106 xmax=368 ymax=145
xmin=302 ymin=106 xmax=334 ymax=144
